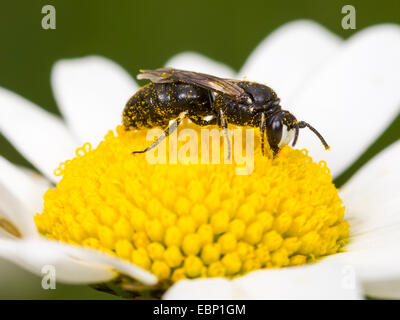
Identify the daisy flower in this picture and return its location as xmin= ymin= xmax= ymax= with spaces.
xmin=0 ymin=20 xmax=399 ymax=299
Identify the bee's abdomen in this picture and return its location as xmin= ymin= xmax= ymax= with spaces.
xmin=123 ymin=83 xmax=168 ymax=129
xmin=123 ymin=82 xmax=209 ymax=130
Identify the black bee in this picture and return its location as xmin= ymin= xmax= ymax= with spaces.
xmin=123 ymin=68 xmax=329 ymax=157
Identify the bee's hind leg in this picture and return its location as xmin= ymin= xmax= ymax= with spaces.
xmin=132 ymin=111 xmax=187 ymax=154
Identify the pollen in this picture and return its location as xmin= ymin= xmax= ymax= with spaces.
xmin=35 ymin=122 xmax=349 ymax=288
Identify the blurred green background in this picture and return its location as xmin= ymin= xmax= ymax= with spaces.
xmin=0 ymin=0 xmax=399 ymax=299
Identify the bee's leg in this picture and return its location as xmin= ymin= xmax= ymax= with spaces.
xmin=218 ymin=110 xmax=232 ymax=160
xmin=208 ymin=93 xmax=231 ymax=159
xmin=132 ymin=112 xmax=187 ymax=154
xmin=260 ymin=112 xmax=266 ymax=156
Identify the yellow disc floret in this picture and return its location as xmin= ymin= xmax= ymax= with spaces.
xmin=35 ymin=122 xmax=349 ymax=286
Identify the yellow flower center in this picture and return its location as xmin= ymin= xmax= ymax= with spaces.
xmin=35 ymin=123 xmax=349 ymax=287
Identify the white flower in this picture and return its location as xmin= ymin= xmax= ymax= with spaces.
xmin=0 ymin=20 xmax=399 ymax=299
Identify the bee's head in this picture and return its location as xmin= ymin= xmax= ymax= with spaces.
xmin=265 ymin=111 xmax=296 ymax=153
xmin=265 ymin=110 xmax=330 ymax=156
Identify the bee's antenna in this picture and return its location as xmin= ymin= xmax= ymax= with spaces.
xmin=298 ymin=121 xmax=330 ymax=150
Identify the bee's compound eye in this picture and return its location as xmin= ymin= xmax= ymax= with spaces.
xmin=267 ymin=119 xmax=282 ymax=149
xmin=278 ymin=124 xmax=295 ymax=147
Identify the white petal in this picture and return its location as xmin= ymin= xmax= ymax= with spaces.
xmin=324 ymin=141 xmax=400 ymax=298
xmin=0 ymin=87 xmax=79 ymax=183
xmin=0 ymin=156 xmax=50 ymax=230
xmin=165 ymin=52 xmax=236 ymax=78
xmin=58 ymin=239 xmax=157 ymax=285
xmin=0 ymin=173 xmax=39 ymax=238
xmin=291 ymin=25 xmax=400 ymax=177
xmin=239 ymin=20 xmax=341 ymax=103
xmin=0 ymin=238 xmax=113 ymax=283
xmin=164 ymin=264 xmax=362 ymax=299
xmin=0 ymin=238 xmax=157 ymax=285
xmin=163 ymin=278 xmax=235 ymax=300
xmin=232 ymin=264 xmax=361 ymax=299
xmin=0 ymin=228 xmax=15 ymax=239
xmin=18 ymin=165 xmax=52 ymax=193
xmin=52 ymin=56 xmax=138 ymax=146
xmin=340 ymin=140 xmax=400 ymax=235
xmin=322 ymin=227 xmax=400 ymax=299
xmin=330 ymin=225 xmax=400 ymax=281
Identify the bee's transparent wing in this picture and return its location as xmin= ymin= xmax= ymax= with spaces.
xmin=137 ymin=68 xmax=250 ymax=102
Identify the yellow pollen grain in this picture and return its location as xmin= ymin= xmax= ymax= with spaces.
xmin=201 ymin=243 xmax=221 ymax=265
xmin=35 ymin=122 xmax=349 ymax=285
xmin=208 ymin=261 xmax=226 ymax=277
xmin=164 ymin=246 xmax=183 ymax=268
